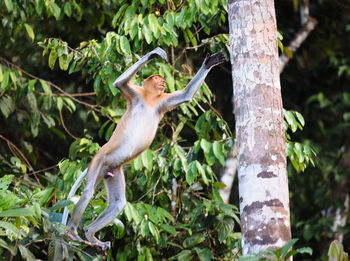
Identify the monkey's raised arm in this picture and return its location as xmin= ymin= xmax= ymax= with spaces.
xmin=113 ymin=47 xmax=168 ymax=99
xmin=158 ymin=51 xmax=225 ymax=112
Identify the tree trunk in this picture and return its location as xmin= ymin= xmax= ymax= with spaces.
xmin=228 ymin=0 xmax=292 ymax=256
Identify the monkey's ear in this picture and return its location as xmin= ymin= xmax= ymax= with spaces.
xmin=204 ymin=51 xmax=226 ymax=69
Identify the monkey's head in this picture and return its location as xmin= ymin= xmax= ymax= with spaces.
xmin=143 ymin=75 xmax=166 ymax=95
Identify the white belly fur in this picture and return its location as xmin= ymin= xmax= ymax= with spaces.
xmin=107 ymin=103 xmax=159 ymax=165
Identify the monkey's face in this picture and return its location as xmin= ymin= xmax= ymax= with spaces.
xmin=144 ymin=75 xmax=166 ymax=95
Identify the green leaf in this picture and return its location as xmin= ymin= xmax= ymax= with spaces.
xmin=0 ymin=94 xmax=15 ymax=118
xmin=200 ymin=139 xmax=216 ymax=165
xmin=213 ymin=141 xmax=225 ymax=166
xmin=159 ymin=224 xmax=176 ymax=235
xmin=174 ymin=145 xmax=188 ymax=172
xmin=148 ymin=14 xmax=159 ymax=33
xmin=142 ymin=25 xmax=153 ymax=44
xmin=0 ymin=175 xmax=14 ymax=190
xmin=133 ymin=155 xmax=143 ymax=171
xmin=281 ymin=239 xmax=298 ymax=258
xmin=296 ymin=247 xmax=313 ymax=255
xmin=42 ymin=114 xmax=55 ymax=128
xmin=176 ymin=7 xmax=187 ymax=27
xmin=40 ymin=80 xmax=52 ymax=96
xmin=294 ymin=111 xmax=305 ymax=127
xmin=48 ymin=49 xmax=58 ymax=70
xmin=49 ymin=200 xmax=72 ymax=211
xmin=27 ymin=79 xmax=36 ymax=92
xmin=63 ymin=97 xmax=76 ymax=112
xmin=194 ymin=247 xmax=212 ymax=261
xmin=125 ymin=203 xmax=142 ymax=225
xmin=59 ymin=55 xmax=69 ymax=71
xmin=141 ymin=149 xmax=153 ymax=171
xmin=284 ymin=109 xmax=297 ymax=132
xmin=63 ymin=2 xmax=72 ymax=17
xmin=33 ymin=187 xmax=54 ymax=206
xmin=35 ymin=0 xmax=44 ymax=15
xmin=183 ymin=233 xmax=205 ymax=248
xmin=0 ymin=238 xmax=14 ymax=255
xmin=9 ymin=71 xmax=17 ymax=88
xmin=186 ymin=161 xmax=197 ymax=185
xmin=105 ymin=122 xmax=115 ymax=141
xmin=196 ymin=161 xmax=208 ymax=185
xmin=112 ymin=4 xmax=127 ymax=28
xmin=0 ymin=66 xmax=3 ymax=82
xmin=294 ymin=143 xmax=304 ymax=163
xmin=49 ymin=1 xmax=61 ymax=19
xmin=0 ymin=221 xmax=20 ymax=236
xmin=156 ymin=207 xmax=174 ymax=222
xmin=1 ymin=71 xmax=9 ymax=90
xmin=120 ymin=36 xmax=131 ymax=54
xmin=4 ymin=0 xmax=14 ymax=12
xmin=18 ymin=245 xmax=36 ymax=261
xmin=56 ymin=97 xmax=63 ymax=111
xmin=148 ymin=222 xmax=160 ymax=243
xmin=169 ymin=250 xmax=193 ymax=261
xmin=24 ymin=23 xmax=35 ymax=42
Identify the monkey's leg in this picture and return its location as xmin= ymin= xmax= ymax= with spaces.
xmin=85 ymin=167 xmax=126 ymax=251
xmin=66 ymin=164 xmax=102 ymax=241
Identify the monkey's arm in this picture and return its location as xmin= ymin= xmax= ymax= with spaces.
xmin=113 ymin=47 xmax=167 ymax=99
xmin=158 ymin=51 xmax=225 ymax=112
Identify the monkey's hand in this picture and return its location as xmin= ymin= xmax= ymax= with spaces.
xmin=203 ymin=51 xmax=226 ymax=69
xmin=148 ymin=47 xmax=168 ymax=62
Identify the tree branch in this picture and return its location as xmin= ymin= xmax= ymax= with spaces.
xmin=279 ymin=17 xmax=318 ymax=73
xmin=0 ymin=57 xmax=116 ymax=123
xmin=219 ymin=143 xmax=237 ymax=203
xmin=59 ymin=109 xmax=79 ymax=140
xmin=0 ymin=134 xmax=42 ymax=186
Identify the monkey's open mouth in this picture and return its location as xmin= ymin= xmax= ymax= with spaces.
xmin=157 ymin=84 xmax=165 ymax=90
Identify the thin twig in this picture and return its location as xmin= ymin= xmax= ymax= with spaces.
xmin=152 ymin=175 xmax=162 ymax=205
xmin=39 ymin=91 xmax=96 ymax=97
xmin=0 ymin=57 xmax=116 ymax=123
xmin=24 ymin=164 xmax=58 ymax=175
xmin=174 ymin=11 xmax=221 ymax=65
xmin=0 ymin=57 xmax=99 ymax=112
xmin=59 ymin=110 xmax=79 ymax=140
xmin=279 ymin=17 xmax=318 ymax=73
xmin=0 ymin=134 xmax=42 ymax=186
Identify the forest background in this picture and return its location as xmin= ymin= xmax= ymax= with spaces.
xmin=0 ymin=0 xmax=349 ymax=260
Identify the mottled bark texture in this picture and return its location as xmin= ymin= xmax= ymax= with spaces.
xmin=228 ymin=0 xmax=292 ymax=256
xmin=332 ymin=140 xmax=350 ymax=244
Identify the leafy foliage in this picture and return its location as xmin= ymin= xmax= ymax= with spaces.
xmin=328 ymin=240 xmax=348 ymax=261
xmin=0 ymin=0 xmax=240 ymax=260
xmin=284 ymin=109 xmax=316 ymax=172
xmin=237 ymin=239 xmax=312 ymax=261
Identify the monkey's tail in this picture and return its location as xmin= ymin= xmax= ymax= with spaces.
xmin=61 ymin=168 xmax=88 ymax=226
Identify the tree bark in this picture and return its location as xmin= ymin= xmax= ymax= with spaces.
xmin=228 ymin=0 xmax=292 ymax=256
xmin=332 ymin=140 xmax=350 ymax=244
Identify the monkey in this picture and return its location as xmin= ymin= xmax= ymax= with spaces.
xmin=62 ymin=47 xmax=225 ymax=251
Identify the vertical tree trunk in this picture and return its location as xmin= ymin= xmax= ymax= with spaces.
xmin=228 ymin=0 xmax=292 ymax=256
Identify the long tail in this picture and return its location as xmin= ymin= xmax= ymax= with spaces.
xmin=61 ymin=168 xmax=88 ymax=225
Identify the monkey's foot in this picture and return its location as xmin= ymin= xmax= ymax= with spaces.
xmin=85 ymin=232 xmax=111 ymax=251
xmin=65 ymin=229 xmax=83 ymax=243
